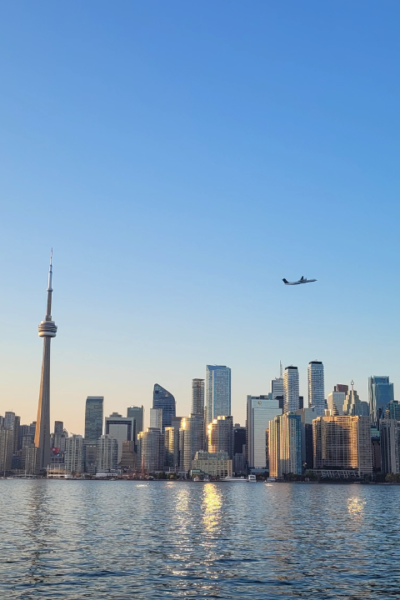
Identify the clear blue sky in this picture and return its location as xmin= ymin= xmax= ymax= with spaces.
xmin=0 ymin=1 xmax=399 ymax=433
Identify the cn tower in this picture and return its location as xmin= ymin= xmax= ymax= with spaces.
xmin=34 ymin=251 xmax=57 ymax=471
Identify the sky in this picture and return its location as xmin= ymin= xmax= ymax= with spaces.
xmin=0 ymin=1 xmax=399 ymax=434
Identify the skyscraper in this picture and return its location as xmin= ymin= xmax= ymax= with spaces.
xmin=283 ymin=366 xmax=299 ymax=413
xmin=368 ymin=376 xmax=394 ymax=423
xmin=97 ymin=435 xmax=118 ymax=472
xmin=343 ymin=382 xmax=369 ymax=417
xmin=246 ymin=395 xmax=281 ymax=469
xmin=271 ymin=376 xmax=284 ymax=410
xmin=153 ymin=384 xmax=176 ymax=431
xmin=380 ymin=419 xmax=400 ymax=474
xmin=308 ymin=361 xmax=325 ymax=416
xmin=104 ymin=413 xmax=135 ymax=463
xmin=206 ymin=365 xmax=231 ymax=426
xmin=35 ymin=252 xmax=58 ymax=472
xmin=65 ymin=435 xmax=84 ymax=475
xmin=127 ymin=406 xmax=144 ymax=436
xmin=84 ymin=397 xmax=104 ymax=442
xmin=208 ymin=416 xmax=234 ymax=458
xmin=138 ymin=428 xmax=165 ymax=472
xmin=180 ymin=414 xmax=204 ymax=472
xmin=192 ymin=379 xmax=205 ymax=415
xmin=268 ymin=413 xmax=302 ymax=478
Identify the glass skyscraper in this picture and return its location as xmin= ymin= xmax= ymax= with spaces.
xmin=153 ymin=384 xmax=176 ymax=431
xmin=206 ymin=365 xmax=231 ymax=426
xmin=283 ymin=366 xmax=299 ymax=413
xmin=368 ymin=376 xmax=394 ymax=423
xmin=84 ymin=397 xmax=104 ymax=442
xmin=247 ymin=395 xmax=281 ymax=469
xmin=308 ymin=361 xmax=325 ymax=416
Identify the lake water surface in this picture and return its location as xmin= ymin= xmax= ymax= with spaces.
xmin=1 ymin=480 xmax=399 ymax=599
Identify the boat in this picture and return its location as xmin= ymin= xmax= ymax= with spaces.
xmin=266 ymin=477 xmax=276 ymax=482
xmin=247 ymin=474 xmax=257 ymax=483
xmin=222 ymin=476 xmax=247 ymax=482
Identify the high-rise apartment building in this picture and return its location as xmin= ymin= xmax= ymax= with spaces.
xmin=0 ymin=428 xmax=14 ymax=474
xmin=368 ymin=376 xmax=394 ymax=423
xmin=269 ymin=413 xmax=302 ymax=478
xmin=153 ymin=384 xmax=176 ymax=431
xmin=271 ymin=377 xmax=284 ymax=410
xmin=313 ymin=415 xmax=372 ymax=476
xmin=84 ymin=397 xmax=104 ymax=442
xmin=180 ymin=414 xmax=204 ymax=472
xmin=104 ymin=413 xmax=135 ymax=463
xmin=35 ymin=252 xmax=58 ymax=472
xmin=208 ymin=416 xmax=234 ymax=458
xmin=386 ymin=401 xmax=400 ymax=421
xmin=206 ymin=365 xmax=231 ymax=426
xmin=380 ymin=419 xmax=400 ymax=474
xmin=308 ymin=361 xmax=325 ymax=416
xmin=138 ymin=428 xmax=165 ymax=472
xmin=97 ymin=435 xmax=118 ymax=472
xmin=127 ymin=406 xmax=144 ymax=437
xmin=233 ymin=425 xmax=247 ymax=474
xmin=192 ymin=379 xmax=205 ymax=415
xmin=164 ymin=427 xmax=177 ymax=468
xmin=294 ymin=407 xmax=317 ymax=468
xmin=247 ymin=396 xmax=281 ymax=469
xmin=65 ymin=435 xmax=84 ymax=474
xmin=284 ymin=366 xmax=299 ymax=413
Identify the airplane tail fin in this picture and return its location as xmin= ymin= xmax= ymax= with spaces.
xmin=282 ymin=278 xmax=288 ymax=284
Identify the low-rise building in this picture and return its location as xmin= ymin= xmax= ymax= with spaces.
xmin=191 ymin=451 xmax=232 ymax=478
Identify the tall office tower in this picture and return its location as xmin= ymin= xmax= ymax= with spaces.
xmin=34 ymin=252 xmax=58 ymax=472
xmin=19 ymin=425 xmax=31 ymax=449
xmin=52 ymin=420 xmax=64 ymax=450
xmin=308 ymin=361 xmax=325 ymax=416
xmin=30 ymin=422 xmax=36 ymax=440
xmin=327 ymin=391 xmax=345 ymax=416
xmin=246 ymin=396 xmax=281 ymax=469
xmin=127 ymin=406 xmax=144 ymax=436
xmin=0 ymin=416 xmax=3 ymax=428
xmin=0 ymin=428 xmax=14 ymax=474
xmin=169 ymin=416 xmax=183 ymax=466
xmin=150 ymin=408 xmax=163 ymax=431
xmin=233 ymin=425 xmax=246 ymax=474
xmin=180 ymin=414 xmax=204 ymax=472
xmin=206 ymin=365 xmax=231 ymax=426
xmin=153 ymin=384 xmax=176 ymax=431
xmin=192 ymin=379 xmax=205 ymax=415
xmin=84 ymin=397 xmax=104 ymax=442
xmin=164 ymin=427 xmax=176 ymax=468
xmin=138 ymin=428 xmax=165 ymax=472
xmin=343 ymin=382 xmax=369 ymax=417
xmin=334 ymin=384 xmax=349 ymax=394
xmin=119 ymin=441 xmax=136 ymax=471
xmin=65 ymin=435 xmax=84 ymax=474
xmin=4 ymin=412 xmax=20 ymax=453
xmin=313 ymin=415 xmax=372 ymax=476
xmin=208 ymin=416 xmax=234 ymax=458
xmin=4 ymin=411 xmax=16 ymax=430
xmin=386 ymin=401 xmax=400 ymax=421
xmin=271 ymin=377 xmax=284 ymax=410
xmin=294 ymin=407 xmax=317 ymax=469
xmin=84 ymin=443 xmax=98 ymax=475
xmin=21 ymin=446 xmax=38 ymax=475
xmin=369 ymin=376 xmax=394 ymax=424
xmin=104 ymin=413 xmax=135 ymax=463
xmin=379 ymin=420 xmax=400 ymax=474
xmin=283 ymin=366 xmax=299 ymax=413
xmin=97 ymin=435 xmax=118 ymax=472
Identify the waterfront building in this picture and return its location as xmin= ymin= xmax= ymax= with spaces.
xmin=208 ymin=416 xmax=234 ymax=458
xmin=327 ymin=391 xmax=345 ymax=416
xmin=84 ymin=397 xmax=104 ymax=442
xmin=0 ymin=428 xmax=14 ymax=474
xmin=4 ymin=412 xmax=20 ymax=453
xmin=104 ymin=413 xmax=135 ymax=463
xmin=247 ymin=396 xmax=281 ymax=468
xmin=313 ymin=415 xmax=372 ymax=476
xmin=192 ymin=379 xmax=205 ymax=415
xmin=343 ymin=382 xmax=369 ymax=417
xmin=283 ymin=366 xmax=299 ymax=413
xmin=97 ymin=435 xmax=118 ymax=472
xmin=35 ymin=252 xmax=58 ymax=472
xmin=84 ymin=442 xmax=98 ymax=475
xmin=233 ymin=425 xmax=246 ymax=474
xmin=137 ymin=428 xmax=165 ymax=472
xmin=294 ymin=407 xmax=317 ymax=468
xmin=164 ymin=427 xmax=177 ymax=468
xmin=150 ymin=408 xmax=163 ymax=431
xmin=180 ymin=414 xmax=204 ymax=472
xmin=369 ymin=376 xmax=394 ymax=424
xmin=21 ymin=446 xmax=38 ymax=475
xmin=191 ymin=451 xmax=232 ymax=478
xmin=308 ymin=361 xmax=325 ymax=416
xmin=119 ymin=441 xmax=136 ymax=471
xmin=206 ymin=365 xmax=231 ymax=427
xmin=153 ymin=384 xmax=176 ymax=431
xmin=65 ymin=435 xmax=84 ymax=474
xmin=269 ymin=413 xmax=302 ymax=478
xmin=385 ymin=401 xmax=400 ymax=421
xmin=379 ymin=419 xmax=400 ymax=474
xmin=371 ymin=426 xmax=381 ymax=473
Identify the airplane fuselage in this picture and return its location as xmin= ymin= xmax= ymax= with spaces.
xmin=283 ymin=277 xmax=317 ymax=285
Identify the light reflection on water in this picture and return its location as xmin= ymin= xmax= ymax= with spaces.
xmin=1 ymin=481 xmax=400 ymax=599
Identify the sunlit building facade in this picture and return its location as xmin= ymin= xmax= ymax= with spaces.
xmin=284 ymin=366 xmax=299 ymax=413
xmin=380 ymin=419 xmax=400 ymax=474
xmin=138 ymin=428 xmax=165 ymax=472
xmin=369 ymin=376 xmax=394 ymax=424
xmin=191 ymin=451 xmax=232 ymax=478
xmin=247 ymin=396 xmax=281 ymax=469
xmin=208 ymin=416 xmax=233 ymax=458
xmin=308 ymin=361 xmax=325 ymax=416
xmin=65 ymin=435 xmax=84 ymax=474
xmin=206 ymin=365 xmax=231 ymax=426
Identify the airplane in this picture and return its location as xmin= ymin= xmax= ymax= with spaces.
xmin=282 ymin=276 xmax=317 ymax=285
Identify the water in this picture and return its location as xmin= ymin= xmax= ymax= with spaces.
xmin=1 ymin=481 xmax=400 ymax=599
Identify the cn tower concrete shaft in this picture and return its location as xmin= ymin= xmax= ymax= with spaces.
xmin=34 ymin=252 xmax=57 ymax=472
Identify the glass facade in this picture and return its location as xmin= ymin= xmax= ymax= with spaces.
xmin=247 ymin=396 xmax=281 ymax=469
xmin=368 ymin=376 xmax=394 ymax=423
xmin=153 ymin=384 xmax=176 ymax=431
xmin=84 ymin=396 xmax=104 ymax=443
xmin=206 ymin=365 xmax=231 ymax=426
